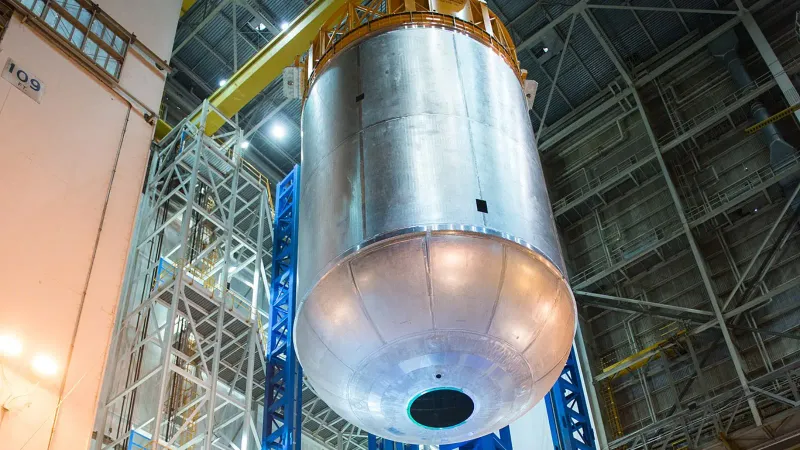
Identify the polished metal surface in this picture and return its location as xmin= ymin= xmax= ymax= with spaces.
xmin=295 ymin=27 xmax=575 ymax=445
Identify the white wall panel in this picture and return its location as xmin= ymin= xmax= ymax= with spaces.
xmin=0 ymin=5 xmax=173 ymax=448
xmin=95 ymin=0 xmax=182 ymax=62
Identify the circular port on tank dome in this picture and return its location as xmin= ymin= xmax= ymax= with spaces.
xmin=408 ymin=388 xmax=475 ymax=430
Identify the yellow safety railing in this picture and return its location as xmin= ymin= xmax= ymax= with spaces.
xmin=602 ymin=381 xmax=625 ymax=442
xmin=308 ymin=0 xmax=523 ymax=89
xmin=178 ymin=333 xmax=199 ymax=449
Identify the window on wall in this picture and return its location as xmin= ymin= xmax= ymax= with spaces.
xmin=0 ymin=2 xmax=12 ymax=41
xmin=15 ymin=0 xmax=127 ymax=78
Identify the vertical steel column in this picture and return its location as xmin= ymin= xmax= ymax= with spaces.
xmin=242 ymin=191 xmax=268 ymax=450
xmin=740 ymin=11 xmax=800 ymax=122
xmin=536 ymin=13 xmax=577 ymax=141
xmin=573 ymin=322 xmax=608 ymax=449
xmin=633 ymin=89 xmax=763 ymax=426
xmin=205 ymin=141 xmax=242 ymax=449
xmin=263 ymin=166 xmax=303 ymax=450
xmin=91 ymin=149 xmax=160 ymax=449
xmin=545 ymin=349 xmax=597 ymax=450
xmin=151 ymin=104 xmax=206 ymax=445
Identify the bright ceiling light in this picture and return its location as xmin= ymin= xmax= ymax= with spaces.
xmin=0 ymin=334 xmax=22 ymax=358
xmin=271 ymin=123 xmax=287 ymax=139
xmin=219 ymin=79 xmax=228 ymax=87
xmin=256 ymin=22 xmax=267 ymax=31
xmin=240 ymin=140 xmax=250 ymax=149
xmin=281 ymin=22 xmax=289 ymax=31
xmin=543 ymin=47 xmax=549 ymax=53
xmin=31 ymin=354 xmax=58 ymax=377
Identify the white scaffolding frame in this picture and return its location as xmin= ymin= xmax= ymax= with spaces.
xmin=91 ymin=101 xmax=272 ymax=450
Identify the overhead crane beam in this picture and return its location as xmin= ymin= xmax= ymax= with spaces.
xmin=157 ymin=0 xmax=348 ymax=141
xmin=200 ymin=0 xmax=346 ymax=135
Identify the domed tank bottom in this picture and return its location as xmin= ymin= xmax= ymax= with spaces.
xmin=294 ymin=230 xmax=574 ymax=444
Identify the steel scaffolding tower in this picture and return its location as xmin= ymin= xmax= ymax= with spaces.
xmin=92 ymin=101 xmax=272 ymax=450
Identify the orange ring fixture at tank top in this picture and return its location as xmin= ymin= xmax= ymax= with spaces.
xmin=303 ymin=0 xmax=526 ymax=95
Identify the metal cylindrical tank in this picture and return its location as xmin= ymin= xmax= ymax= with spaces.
xmin=295 ymin=12 xmax=576 ymax=445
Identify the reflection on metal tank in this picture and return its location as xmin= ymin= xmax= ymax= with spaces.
xmin=295 ymin=10 xmax=576 ymax=445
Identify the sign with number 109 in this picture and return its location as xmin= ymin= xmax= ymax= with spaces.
xmin=3 ymin=58 xmax=45 ymax=103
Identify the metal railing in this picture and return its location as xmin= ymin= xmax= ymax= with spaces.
xmin=128 ymin=430 xmax=150 ymax=450
xmin=571 ymin=220 xmax=683 ymax=286
xmin=656 ymin=70 xmax=776 ymax=147
xmin=602 ymin=381 xmax=626 ymax=441
xmin=685 ymin=152 xmax=800 ymax=224
xmin=608 ymin=361 xmax=800 ymax=450
xmin=553 ymin=146 xmax=655 ymax=213
xmin=658 ymin=51 xmax=800 ymax=149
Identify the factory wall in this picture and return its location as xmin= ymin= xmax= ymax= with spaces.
xmin=0 ymin=1 xmax=180 ymax=449
xmin=538 ymin=9 xmax=800 ymax=444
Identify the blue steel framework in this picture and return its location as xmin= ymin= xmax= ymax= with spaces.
xmin=263 ymin=166 xmax=304 ymax=450
xmin=545 ymin=350 xmax=596 ymax=450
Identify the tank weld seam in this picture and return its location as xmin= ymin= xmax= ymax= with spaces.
xmin=484 ymin=244 xmax=507 ymax=334
xmin=532 ymin=346 xmax=573 ymax=385
xmin=451 ymin=32 xmax=485 ymax=228
xmin=300 ymin=112 xmax=537 ymax=192
xmin=349 ymin=328 xmax=531 ymax=377
xmin=348 ymin=260 xmax=388 ymax=345
xmin=521 ymin=283 xmax=564 ymax=355
xmin=356 ymin=45 xmax=367 ymax=242
xmin=306 ymin=316 xmax=356 ymax=372
xmin=298 ymin=225 xmax=567 ymax=310
xmin=422 ymin=232 xmax=437 ymax=330
xmin=360 ymin=113 xmax=532 ymax=141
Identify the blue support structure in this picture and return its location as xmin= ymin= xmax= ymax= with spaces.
xmin=263 ymin=166 xmax=303 ymax=450
xmin=545 ymin=349 xmax=597 ymax=450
